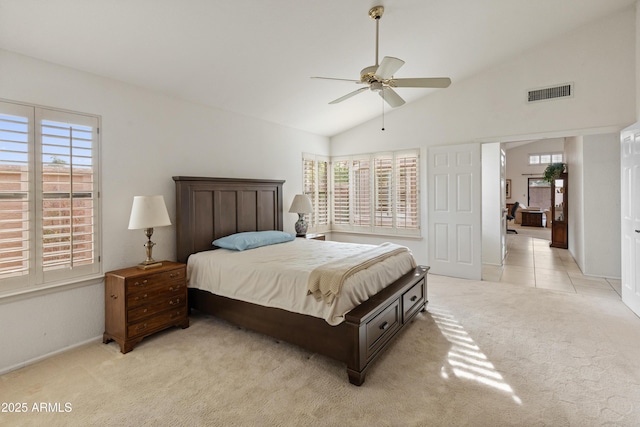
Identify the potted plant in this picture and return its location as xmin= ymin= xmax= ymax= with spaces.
xmin=543 ymin=162 xmax=566 ymax=183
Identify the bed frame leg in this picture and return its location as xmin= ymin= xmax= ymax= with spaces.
xmin=347 ymin=369 xmax=365 ymax=386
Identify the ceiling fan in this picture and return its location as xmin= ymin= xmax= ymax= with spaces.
xmin=312 ymin=5 xmax=451 ymax=108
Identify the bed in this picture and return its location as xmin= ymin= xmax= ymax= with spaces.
xmin=173 ymin=176 xmax=429 ymax=385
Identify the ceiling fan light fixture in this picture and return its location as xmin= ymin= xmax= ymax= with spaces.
xmin=370 ymin=81 xmax=383 ymax=92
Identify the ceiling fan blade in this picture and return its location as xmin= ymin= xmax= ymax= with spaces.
xmin=379 ymin=87 xmax=405 ymax=108
xmin=311 ymin=76 xmax=361 ymax=83
xmin=375 ymin=56 xmax=405 ymax=80
xmin=329 ymin=87 xmax=368 ymax=104
xmin=390 ymin=77 xmax=452 ymax=88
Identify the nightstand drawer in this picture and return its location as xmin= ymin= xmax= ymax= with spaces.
xmin=127 ymin=295 xmax=186 ymax=322
xmin=127 ymin=282 xmax=186 ymax=308
xmin=128 ymin=308 xmax=187 ymax=338
xmin=125 ymin=268 xmax=185 ymax=293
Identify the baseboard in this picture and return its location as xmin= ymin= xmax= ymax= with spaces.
xmin=0 ymin=335 xmax=103 ymax=376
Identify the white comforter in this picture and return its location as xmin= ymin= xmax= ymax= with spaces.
xmin=187 ymin=239 xmax=416 ymax=325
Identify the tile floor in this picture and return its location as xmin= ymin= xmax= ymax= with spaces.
xmin=482 ymin=224 xmax=621 ymax=299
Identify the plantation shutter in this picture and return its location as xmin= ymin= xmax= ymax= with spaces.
xmin=374 ymin=154 xmax=393 ymax=228
xmin=302 ymin=157 xmax=316 ymax=226
xmin=352 ymin=158 xmax=370 ymax=227
xmin=332 ymin=159 xmax=350 ymax=225
xmin=317 ymin=159 xmax=329 ymax=226
xmin=38 ymin=109 xmax=99 ymax=280
xmin=395 ymin=151 xmax=419 ymax=230
xmin=328 ymin=149 xmax=420 ymax=236
xmin=0 ymin=103 xmax=33 ymax=284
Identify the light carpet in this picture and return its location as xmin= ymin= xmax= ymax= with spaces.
xmin=2 ymin=275 xmax=640 ymax=426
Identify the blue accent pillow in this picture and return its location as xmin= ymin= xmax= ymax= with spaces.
xmin=213 ymin=230 xmax=295 ymax=251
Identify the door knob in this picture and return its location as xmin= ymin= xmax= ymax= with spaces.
xmin=636 ymin=229 xmax=640 ymax=233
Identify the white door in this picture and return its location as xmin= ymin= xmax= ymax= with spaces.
xmin=500 ymin=148 xmax=507 ymax=262
xmin=621 ymin=124 xmax=640 ymax=316
xmin=428 ymin=143 xmax=482 ymax=280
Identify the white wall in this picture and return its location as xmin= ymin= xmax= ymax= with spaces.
xmin=0 ymin=49 xmax=329 ymax=373
xmin=331 ymin=7 xmax=635 ymax=269
xmin=564 ymin=134 xmax=621 ymax=279
xmin=565 ymin=136 xmax=585 ymax=268
xmin=482 ymin=143 xmax=503 ymax=266
xmin=582 ymin=134 xmax=621 ymax=277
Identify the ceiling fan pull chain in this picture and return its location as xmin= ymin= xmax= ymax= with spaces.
xmin=381 ymin=96 xmax=385 ymax=131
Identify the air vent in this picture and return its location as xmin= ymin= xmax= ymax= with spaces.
xmin=527 ymin=83 xmax=573 ymax=103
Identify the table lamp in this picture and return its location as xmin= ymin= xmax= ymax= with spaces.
xmin=128 ymin=195 xmax=171 ymax=269
xmin=288 ymin=194 xmax=314 ymax=237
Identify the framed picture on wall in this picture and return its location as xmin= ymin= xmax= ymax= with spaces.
xmin=506 ymin=179 xmax=512 ymax=199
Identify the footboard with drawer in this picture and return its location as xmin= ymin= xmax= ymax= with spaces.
xmin=345 ymin=265 xmax=429 ymax=385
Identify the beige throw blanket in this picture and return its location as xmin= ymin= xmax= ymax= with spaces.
xmin=307 ymin=242 xmax=416 ymax=305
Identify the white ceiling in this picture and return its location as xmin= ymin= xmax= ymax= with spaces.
xmin=0 ymin=0 xmax=635 ymax=137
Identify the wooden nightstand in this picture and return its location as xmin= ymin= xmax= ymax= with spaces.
xmin=103 ymin=261 xmax=189 ymax=353
xmin=302 ymin=233 xmax=325 ymax=241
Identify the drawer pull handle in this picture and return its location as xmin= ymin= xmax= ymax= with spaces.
xmin=169 ymin=272 xmax=180 ymax=278
xmin=136 ymin=323 xmax=147 ymax=331
xmin=134 ymin=294 xmax=148 ymax=301
xmin=410 ymin=295 xmax=418 ymax=302
xmin=135 ymin=280 xmax=148 ymax=287
xmin=110 ymin=294 xmax=118 ymax=299
xmin=170 ymin=312 xmax=182 ymax=319
xmin=169 ymin=285 xmax=181 ymax=292
xmin=169 ymin=298 xmax=181 ymax=305
xmin=379 ymin=321 xmax=389 ymax=330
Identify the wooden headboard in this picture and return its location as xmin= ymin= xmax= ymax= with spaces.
xmin=172 ymin=176 xmax=285 ymax=263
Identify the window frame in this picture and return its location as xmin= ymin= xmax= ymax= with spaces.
xmin=0 ymin=99 xmax=102 ymax=298
xmin=529 ymin=152 xmax=563 ymax=166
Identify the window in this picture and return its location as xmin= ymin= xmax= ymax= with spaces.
xmin=331 ymin=149 xmax=420 ymax=236
xmin=0 ymin=100 xmax=101 ymax=295
xmin=529 ymin=152 xmax=563 ymax=165
xmin=302 ymin=154 xmax=329 ymax=233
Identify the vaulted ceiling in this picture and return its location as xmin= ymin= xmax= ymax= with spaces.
xmin=0 ymin=0 xmax=635 ymax=137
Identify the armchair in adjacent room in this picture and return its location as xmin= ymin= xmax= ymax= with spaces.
xmin=506 ymin=201 xmax=520 ymax=234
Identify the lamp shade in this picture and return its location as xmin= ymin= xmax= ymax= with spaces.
xmin=288 ymin=194 xmax=313 ymax=214
xmin=128 ymin=195 xmax=172 ymax=230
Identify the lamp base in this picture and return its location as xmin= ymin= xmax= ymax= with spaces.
xmin=136 ymin=261 xmax=163 ymax=270
xmin=294 ymin=214 xmax=308 ymax=237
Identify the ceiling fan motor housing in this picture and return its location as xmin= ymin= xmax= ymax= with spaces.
xmin=360 ymin=65 xmax=379 ymax=84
